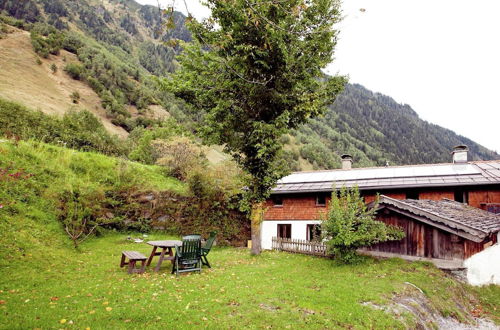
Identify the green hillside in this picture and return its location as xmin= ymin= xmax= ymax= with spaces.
xmin=0 ymin=0 xmax=498 ymax=172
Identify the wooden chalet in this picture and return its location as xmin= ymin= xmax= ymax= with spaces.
xmin=261 ymin=146 xmax=500 ymax=278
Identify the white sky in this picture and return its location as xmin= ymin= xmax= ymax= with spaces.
xmin=136 ymin=0 xmax=500 ymax=153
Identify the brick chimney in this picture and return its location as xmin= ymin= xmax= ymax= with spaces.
xmin=341 ymin=154 xmax=353 ymax=170
xmin=452 ymin=145 xmax=468 ymax=163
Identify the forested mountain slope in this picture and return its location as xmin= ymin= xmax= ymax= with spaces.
xmin=0 ymin=0 xmax=498 ymax=171
xmin=289 ymin=84 xmax=499 ymax=170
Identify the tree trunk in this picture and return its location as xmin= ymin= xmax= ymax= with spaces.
xmin=250 ymin=202 xmax=264 ymax=255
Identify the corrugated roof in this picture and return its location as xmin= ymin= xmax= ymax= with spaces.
xmin=272 ymin=160 xmax=500 ymax=194
xmin=376 ymin=196 xmax=500 ymax=242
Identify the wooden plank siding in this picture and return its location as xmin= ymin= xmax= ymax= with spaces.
xmin=264 ymin=195 xmax=329 ymax=220
xmin=469 ymin=189 xmax=500 ymax=208
xmin=366 ymin=209 xmax=490 ymax=260
xmin=419 ymin=190 xmax=454 ymax=200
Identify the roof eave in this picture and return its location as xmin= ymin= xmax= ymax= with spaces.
xmin=271 ymin=181 xmax=500 ymax=195
xmin=375 ymin=196 xmax=490 ymax=242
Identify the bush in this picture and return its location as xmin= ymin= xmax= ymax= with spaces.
xmin=64 ymin=62 xmax=84 ymax=80
xmin=70 ymin=91 xmax=80 ymax=103
xmin=128 ymin=119 xmax=187 ymax=164
xmin=153 ymin=136 xmax=207 ymax=180
xmin=321 ymin=186 xmax=404 ymax=263
xmin=30 ymin=23 xmax=64 ymax=58
xmin=50 ymin=63 xmax=57 ymax=73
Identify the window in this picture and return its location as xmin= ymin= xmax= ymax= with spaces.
xmin=272 ymin=195 xmax=283 ymax=207
xmin=277 ymin=224 xmax=291 ymax=239
xmin=307 ymin=224 xmax=321 ymax=241
xmin=406 ymin=191 xmax=419 ymax=200
xmin=454 ymin=190 xmax=469 ymax=204
xmin=316 ymin=195 xmax=326 ymax=206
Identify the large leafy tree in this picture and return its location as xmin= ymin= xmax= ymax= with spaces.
xmin=167 ymin=0 xmax=346 ymax=254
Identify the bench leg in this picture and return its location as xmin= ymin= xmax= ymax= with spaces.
xmin=139 ymin=260 xmax=146 ymax=274
xmin=120 ymin=254 xmax=126 ymax=268
xmin=128 ymin=260 xmax=136 ymax=274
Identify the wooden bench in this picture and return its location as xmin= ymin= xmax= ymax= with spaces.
xmin=120 ymin=251 xmax=147 ymax=274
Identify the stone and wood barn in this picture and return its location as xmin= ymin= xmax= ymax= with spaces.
xmin=262 ymin=146 xmax=500 ymax=284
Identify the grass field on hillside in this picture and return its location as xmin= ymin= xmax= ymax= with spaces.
xmin=0 ymin=233 xmax=498 ymax=329
xmin=0 ymin=140 xmax=185 ymax=262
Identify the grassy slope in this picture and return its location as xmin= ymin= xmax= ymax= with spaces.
xmin=0 ymin=28 xmax=128 ymax=137
xmin=0 ymin=140 xmax=184 ymax=262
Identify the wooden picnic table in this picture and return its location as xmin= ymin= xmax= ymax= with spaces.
xmin=146 ymin=240 xmax=182 ymax=272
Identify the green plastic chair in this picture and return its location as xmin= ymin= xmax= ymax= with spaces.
xmin=183 ymin=234 xmax=201 ymax=240
xmin=172 ymin=238 xmax=202 ymax=276
xmin=201 ymin=231 xmax=217 ymax=268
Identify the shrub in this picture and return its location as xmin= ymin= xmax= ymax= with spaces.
xmin=128 ymin=119 xmax=187 ymax=164
xmin=321 ymin=186 xmax=404 ymax=263
xmin=50 ymin=63 xmax=57 ymax=73
xmin=64 ymin=62 xmax=84 ymax=80
xmin=57 ymin=187 xmax=105 ymax=248
xmin=70 ymin=91 xmax=80 ymax=103
xmin=153 ymin=136 xmax=207 ymax=180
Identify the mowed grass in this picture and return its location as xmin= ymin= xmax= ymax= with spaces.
xmin=0 ymin=233 xmax=498 ymax=329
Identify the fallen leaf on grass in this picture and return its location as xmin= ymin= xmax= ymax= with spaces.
xmin=50 ymin=297 xmax=59 ymax=301
xmin=60 ymin=319 xmax=67 ymax=324
xmin=259 ymin=303 xmax=280 ymax=312
xmin=124 ymin=319 xmax=132 ymax=323
xmin=300 ymin=308 xmax=316 ymax=315
xmin=88 ymin=310 xmax=95 ymax=314
xmin=105 ymin=307 xmax=112 ymax=312
xmin=102 ymin=301 xmax=109 ymax=305
xmin=0 ymin=300 xmax=5 ymax=305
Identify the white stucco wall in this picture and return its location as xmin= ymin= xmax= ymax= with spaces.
xmin=261 ymin=220 xmax=322 ymax=250
xmin=464 ymin=243 xmax=500 ymax=286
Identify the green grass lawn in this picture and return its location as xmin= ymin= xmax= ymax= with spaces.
xmin=1 ymin=233 xmax=498 ymax=329
xmin=0 ymin=140 xmax=498 ymax=329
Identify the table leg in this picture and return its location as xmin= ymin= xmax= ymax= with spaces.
xmin=169 ymin=247 xmax=174 ymax=264
xmin=146 ymin=246 xmax=157 ymax=266
xmin=154 ymin=247 xmax=167 ymax=272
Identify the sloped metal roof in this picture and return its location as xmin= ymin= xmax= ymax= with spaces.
xmin=376 ymin=195 xmax=500 ymax=242
xmin=272 ymin=161 xmax=500 ymax=194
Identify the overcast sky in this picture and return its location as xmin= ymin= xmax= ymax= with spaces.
xmin=136 ymin=0 xmax=500 ymax=153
